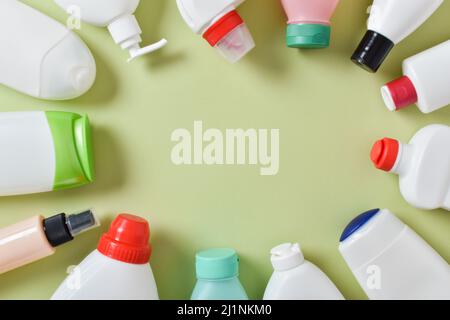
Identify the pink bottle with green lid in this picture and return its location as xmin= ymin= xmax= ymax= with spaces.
xmin=281 ymin=0 xmax=340 ymax=48
xmin=0 ymin=111 xmax=94 ymax=196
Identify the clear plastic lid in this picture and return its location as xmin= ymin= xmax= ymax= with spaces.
xmin=214 ymin=23 xmax=255 ymax=63
xmin=66 ymin=209 xmax=100 ymax=237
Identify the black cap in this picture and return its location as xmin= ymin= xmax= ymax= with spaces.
xmin=351 ymin=30 xmax=394 ymax=73
xmin=43 ymin=213 xmax=73 ymax=247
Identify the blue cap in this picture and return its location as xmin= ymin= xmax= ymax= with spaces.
xmin=340 ymin=209 xmax=380 ymax=242
xmin=195 ymin=248 xmax=239 ymax=280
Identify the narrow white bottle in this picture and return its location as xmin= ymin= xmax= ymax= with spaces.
xmin=339 ymin=209 xmax=450 ymax=300
xmin=54 ymin=0 xmax=167 ymax=62
xmin=0 ymin=111 xmax=94 ymax=196
xmin=51 ymin=214 xmax=159 ymax=300
xmin=176 ymin=0 xmax=255 ymax=63
xmin=370 ymin=124 xmax=450 ymax=211
xmin=381 ymin=40 xmax=450 ymax=113
xmin=263 ymin=243 xmax=344 ymax=300
xmin=0 ymin=0 xmax=96 ymax=100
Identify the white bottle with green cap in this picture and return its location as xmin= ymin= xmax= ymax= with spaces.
xmin=263 ymin=243 xmax=344 ymax=300
xmin=0 ymin=111 xmax=94 ymax=196
xmin=191 ymin=248 xmax=249 ymax=300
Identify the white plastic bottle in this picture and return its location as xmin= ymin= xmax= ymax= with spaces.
xmin=263 ymin=243 xmax=344 ymax=300
xmin=0 ymin=0 xmax=96 ymax=100
xmin=176 ymin=0 xmax=255 ymax=63
xmin=0 ymin=111 xmax=94 ymax=196
xmin=381 ymin=40 xmax=450 ymax=114
xmin=52 ymin=214 xmax=159 ymax=300
xmin=370 ymin=124 xmax=450 ymax=211
xmin=351 ymin=0 xmax=443 ymax=72
xmin=339 ymin=208 xmax=450 ymax=300
xmin=54 ymin=0 xmax=167 ymax=62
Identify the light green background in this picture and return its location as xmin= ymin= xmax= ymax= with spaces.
xmin=0 ymin=0 xmax=449 ymax=300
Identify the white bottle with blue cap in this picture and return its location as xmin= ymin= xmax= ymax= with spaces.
xmin=263 ymin=243 xmax=344 ymax=300
xmin=339 ymin=209 xmax=450 ymax=300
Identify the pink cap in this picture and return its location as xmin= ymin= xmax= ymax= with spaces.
xmin=381 ymin=76 xmax=418 ymax=111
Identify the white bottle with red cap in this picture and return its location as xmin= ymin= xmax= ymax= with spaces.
xmin=370 ymin=124 xmax=450 ymax=211
xmin=381 ymin=40 xmax=450 ymax=113
xmin=263 ymin=243 xmax=344 ymax=300
xmin=51 ymin=214 xmax=159 ymax=300
xmin=176 ymin=0 xmax=255 ymax=63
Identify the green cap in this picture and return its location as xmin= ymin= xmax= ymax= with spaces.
xmin=286 ymin=23 xmax=331 ymax=48
xmin=196 ymin=248 xmax=239 ymax=280
xmin=46 ymin=111 xmax=95 ymax=190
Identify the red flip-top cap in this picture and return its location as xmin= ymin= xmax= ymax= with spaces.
xmin=203 ymin=10 xmax=244 ymax=46
xmin=97 ymin=214 xmax=151 ymax=264
xmin=370 ymin=138 xmax=399 ymax=171
xmin=383 ymin=76 xmax=418 ymax=111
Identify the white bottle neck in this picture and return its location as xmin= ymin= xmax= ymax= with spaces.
xmin=390 ymin=142 xmax=413 ymax=175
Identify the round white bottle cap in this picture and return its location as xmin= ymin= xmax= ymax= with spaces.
xmin=270 ymin=243 xmax=305 ymax=271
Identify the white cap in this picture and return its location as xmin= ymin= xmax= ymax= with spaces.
xmin=270 ymin=243 xmax=305 ymax=271
xmin=214 ymin=23 xmax=254 ymax=63
xmin=107 ymin=14 xmax=167 ymax=62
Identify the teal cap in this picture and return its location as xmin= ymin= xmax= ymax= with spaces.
xmin=196 ymin=248 xmax=239 ymax=280
xmin=286 ymin=23 xmax=331 ymax=48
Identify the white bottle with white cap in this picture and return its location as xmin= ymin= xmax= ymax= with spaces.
xmin=176 ymin=0 xmax=255 ymax=63
xmin=0 ymin=0 xmax=96 ymax=100
xmin=381 ymin=40 xmax=450 ymax=114
xmin=263 ymin=243 xmax=344 ymax=300
xmin=54 ymin=0 xmax=167 ymax=62
xmin=339 ymin=208 xmax=450 ymax=300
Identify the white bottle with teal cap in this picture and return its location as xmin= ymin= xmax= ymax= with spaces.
xmin=0 ymin=111 xmax=94 ymax=196
xmin=191 ymin=248 xmax=249 ymax=300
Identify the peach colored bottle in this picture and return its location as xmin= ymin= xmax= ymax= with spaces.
xmin=281 ymin=0 xmax=340 ymax=48
xmin=0 ymin=210 xmax=98 ymax=274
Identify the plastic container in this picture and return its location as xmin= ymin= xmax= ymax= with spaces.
xmin=263 ymin=243 xmax=344 ymax=300
xmin=54 ymin=0 xmax=167 ymax=62
xmin=351 ymin=0 xmax=443 ymax=72
xmin=381 ymin=40 xmax=450 ymax=113
xmin=0 ymin=0 xmax=96 ymax=100
xmin=176 ymin=0 xmax=255 ymax=63
xmin=280 ymin=0 xmax=340 ymax=48
xmin=0 ymin=210 xmax=98 ymax=274
xmin=191 ymin=248 xmax=249 ymax=300
xmin=339 ymin=208 xmax=450 ymax=300
xmin=51 ymin=214 xmax=159 ymax=300
xmin=370 ymin=124 xmax=450 ymax=210
xmin=0 ymin=111 xmax=94 ymax=196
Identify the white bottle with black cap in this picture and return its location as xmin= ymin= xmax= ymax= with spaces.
xmin=339 ymin=209 xmax=450 ymax=300
xmin=263 ymin=243 xmax=344 ymax=300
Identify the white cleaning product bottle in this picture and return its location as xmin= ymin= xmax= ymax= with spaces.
xmin=381 ymin=40 xmax=450 ymax=114
xmin=54 ymin=0 xmax=167 ymax=62
xmin=0 ymin=111 xmax=94 ymax=196
xmin=51 ymin=213 xmax=159 ymax=300
xmin=176 ymin=0 xmax=255 ymax=63
xmin=370 ymin=124 xmax=450 ymax=211
xmin=0 ymin=0 xmax=96 ymax=100
xmin=351 ymin=0 xmax=443 ymax=72
xmin=263 ymin=243 xmax=344 ymax=300
xmin=339 ymin=208 xmax=450 ymax=300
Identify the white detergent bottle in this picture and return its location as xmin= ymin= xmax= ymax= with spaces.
xmin=370 ymin=124 xmax=450 ymax=211
xmin=0 ymin=0 xmax=96 ymax=100
xmin=339 ymin=208 xmax=450 ymax=300
xmin=381 ymin=40 xmax=450 ymax=114
xmin=51 ymin=213 xmax=159 ymax=300
xmin=263 ymin=243 xmax=344 ymax=300
xmin=176 ymin=0 xmax=255 ymax=62
xmin=54 ymin=0 xmax=167 ymax=62
xmin=0 ymin=111 xmax=94 ymax=196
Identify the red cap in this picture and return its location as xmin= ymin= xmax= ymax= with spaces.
xmin=384 ymin=76 xmax=418 ymax=110
xmin=370 ymin=138 xmax=399 ymax=171
xmin=97 ymin=214 xmax=151 ymax=264
xmin=203 ymin=10 xmax=244 ymax=46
